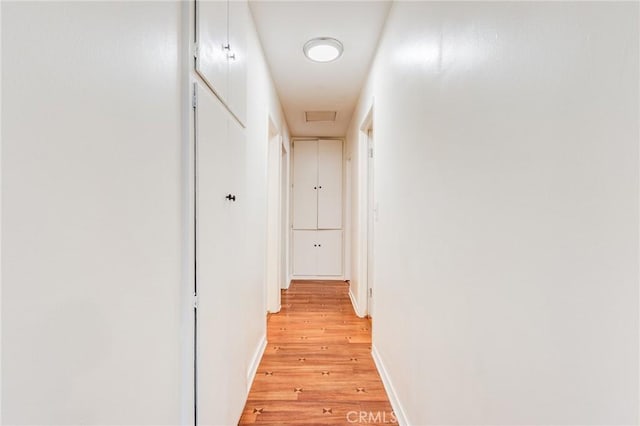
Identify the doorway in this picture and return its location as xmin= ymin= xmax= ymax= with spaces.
xmin=280 ymin=142 xmax=290 ymax=290
xmin=266 ymin=119 xmax=282 ymax=313
xmin=365 ymin=128 xmax=374 ymax=317
xmin=360 ymin=106 xmax=374 ymax=318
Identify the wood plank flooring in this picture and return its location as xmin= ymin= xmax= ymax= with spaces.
xmin=239 ymin=280 xmax=395 ymax=425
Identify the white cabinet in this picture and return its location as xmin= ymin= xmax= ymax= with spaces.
xmin=292 ymin=139 xmax=342 ymax=229
xmin=293 ymin=230 xmax=343 ymax=276
xmin=292 ymin=230 xmax=317 ymax=276
xmin=291 ymin=139 xmax=343 ymax=277
xmin=195 ymin=0 xmax=247 ymax=125
xmin=316 ymin=230 xmax=343 ymax=276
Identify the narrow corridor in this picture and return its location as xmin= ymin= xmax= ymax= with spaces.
xmin=239 ymin=281 xmax=394 ymax=425
xmin=3 ymin=2 xmax=638 ymax=425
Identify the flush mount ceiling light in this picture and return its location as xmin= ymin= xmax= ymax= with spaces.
xmin=303 ymin=37 xmax=343 ymax=63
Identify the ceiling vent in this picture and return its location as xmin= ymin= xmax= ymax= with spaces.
xmin=305 ymin=111 xmax=337 ymax=122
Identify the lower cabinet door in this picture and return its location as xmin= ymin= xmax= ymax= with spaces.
xmin=317 ymin=230 xmax=343 ymax=276
xmin=292 ymin=230 xmax=317 ymax=276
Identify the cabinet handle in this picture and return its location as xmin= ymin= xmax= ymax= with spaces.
xmin=314 ymin=244 xmax=317 ymax=247
xmin=318 ymin=244 xmax=322 ymax=247
xmin=318 ymin=186 xmax=322 ymax=189
xmin=225 ymin=194 xmax=236 ymax=201
xmin=313 ymin=186 xmax=317 ymax=190
xmin=222 ymin=44 xmax=236 ymax=61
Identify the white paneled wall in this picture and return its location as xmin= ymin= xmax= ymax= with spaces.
xmin=347 ymin=2 xmax=639 ymax=424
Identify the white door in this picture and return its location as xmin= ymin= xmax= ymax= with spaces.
xmin=195 ymin=84 xmax=245 ymax=425
xmin=195 ymin=0 xmax=228 ymax=101
xmin=292 ymin=230 xmax=317 ymax=276
xmin=317 ymin=139 xmax=343 ymax=229
xmin=317 ymin=230 xmax=343 ymax=276
xmin=292 ymin=140 xmax=318 ymax=229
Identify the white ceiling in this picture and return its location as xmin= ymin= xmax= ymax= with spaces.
xmin=249 ymin=1 xmax=391 ymax=137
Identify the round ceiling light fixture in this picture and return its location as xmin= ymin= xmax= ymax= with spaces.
xmin=303 ymin=37 xmax=343 ymax=63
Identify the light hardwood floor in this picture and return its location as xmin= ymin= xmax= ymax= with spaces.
xmin=239 ymin=280 xmax=395 ymax=425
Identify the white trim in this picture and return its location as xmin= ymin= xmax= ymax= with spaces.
xmin=280 ymin=136 xmax=291 ymax=292
xmin=181 ymin=3 xmax=196 ymax=425
xmin=268 ymin=304 xmax=281 ymax=314
xmin=266 ymin=118 xmax=282 ymax=314
xmin=348 ymin=287 xmax=366 ymax=318
xmin=246 ymin=335 xmax=267 ymax=393
xmin=282 ymin=276 xmax=292 ymax=290
xmin=371 ymin=345 xmax=409 ymax=426
xmin=360 ymin=102 xmax=375 ymax=318
xmin=344 ymin=145 xmax=352 ymax=282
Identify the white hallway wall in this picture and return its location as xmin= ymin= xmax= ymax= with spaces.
xmin=244 ymin=0 xmax=291 ymax=365
xmin=2 ymin=1 xmax=288 ymax=424
xmin=347 ymin=2 xmax=639 ymax=424
xmin=2 ymin=2 xmax=185 ymax=424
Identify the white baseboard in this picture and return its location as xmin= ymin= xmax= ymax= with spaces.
xmin=371 ymin=345 xmax=409 ymax=426
xmin=268 ymin=304 xmax=281 ymax=314
xmin=348 ymin=287 xmax=366 ymax=318
xmin=289 ymin=275 xmax=346 ymax=281
xmin=246 ymin=335 xmax=267 ymax=393
xmin=282 ymin=276 xmax=291 ymax=290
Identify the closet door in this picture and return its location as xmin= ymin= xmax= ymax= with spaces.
xmin=292 ymin=230 xmax=317 ymax=276
xmin=292 ymin=140 xmax=318 ymax=229
xmin=196 ymin=0 xmax=228 ymax=101
xmin=317 ymin=139 xmax=343 ymax=229
xmin=227 ymin=0 xmax=248 ymax=125
xmin=195 ymin=84 xmax=245 ymax=425
xmin=317 ymin=230 xmax=343 ymax=276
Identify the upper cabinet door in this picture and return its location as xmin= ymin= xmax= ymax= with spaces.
xmin=317 ymin=139 xmax=343 ymax=229
xmin=227 ymin=0 xmax=248 ymax=125
xmin=195 ymin=0 xmax=246 ymax=126
xmin=292 ymin=140 xmax=319 ymax=229
xmin=196 ymin=0 xmax=228 ymax=101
